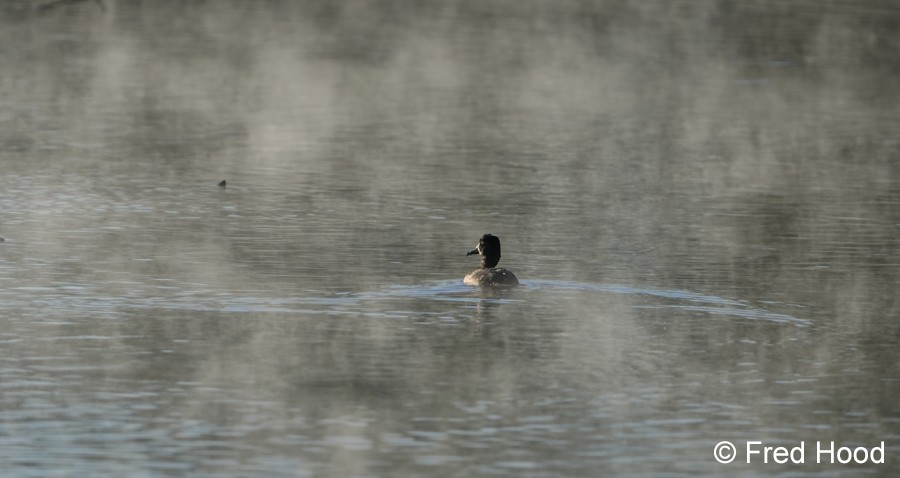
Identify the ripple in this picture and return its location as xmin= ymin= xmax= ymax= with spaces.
xmin=523 ymin=280 xmax=809 ymax=326
xmin=0 ymin=277 xmax=807 ymax=326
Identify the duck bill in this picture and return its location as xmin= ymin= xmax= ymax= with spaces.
xmin=466 ymin=248 xmax=478 ymax=256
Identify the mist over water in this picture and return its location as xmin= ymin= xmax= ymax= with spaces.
xmin=1 ymin=1 xmax=899 ymax=476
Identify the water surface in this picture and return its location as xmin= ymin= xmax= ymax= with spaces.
xmin=1 ymin=1 xmax=899 ymax=476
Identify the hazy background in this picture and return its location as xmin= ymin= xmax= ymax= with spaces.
xmin=1 ymin=0 xmax=898 ymax=476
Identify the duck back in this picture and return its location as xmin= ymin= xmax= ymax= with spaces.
xmin=464 ymin=268 xmax=519 ymax=287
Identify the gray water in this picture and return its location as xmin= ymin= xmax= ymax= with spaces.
xmin=2 ymin=1 xmax=899 ymax=477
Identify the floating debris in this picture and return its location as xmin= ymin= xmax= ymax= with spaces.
xmin=218 ymin=180 xmax=227 ymax=188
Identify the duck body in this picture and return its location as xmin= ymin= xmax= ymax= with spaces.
xmin=464 ymin=234 xmax=519 ymax=288
xmin=464 ymin=267 xmax=519 ymax=287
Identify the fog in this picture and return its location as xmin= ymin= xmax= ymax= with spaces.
xmin=1 ymin=1 xmax=899 ymax=476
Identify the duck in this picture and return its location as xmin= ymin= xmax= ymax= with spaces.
xmin=464 ymin=234 xmax=519 ymax=287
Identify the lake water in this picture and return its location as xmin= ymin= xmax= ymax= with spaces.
xmin=1 ymin=1 xmax=899 ymax=476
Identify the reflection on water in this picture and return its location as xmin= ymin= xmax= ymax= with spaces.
xmin=2 ymin=0 xmax=899 ymax=476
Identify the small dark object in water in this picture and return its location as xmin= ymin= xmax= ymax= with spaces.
xmin=0 ymin=237 xmax=4 ymax=242
xmin=218 ymin=180 xmax=227 ymax=188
